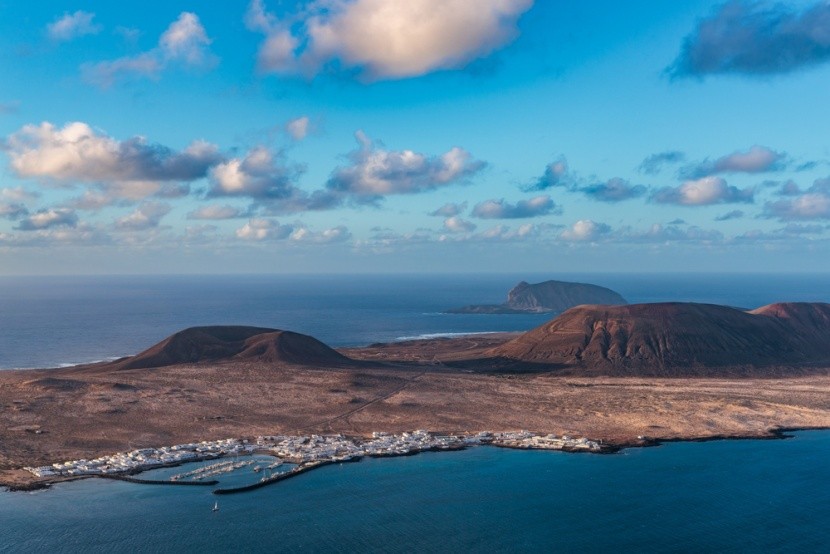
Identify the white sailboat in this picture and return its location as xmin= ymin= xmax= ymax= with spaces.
xmin=212 ymin=501 xmax=219 ymax=512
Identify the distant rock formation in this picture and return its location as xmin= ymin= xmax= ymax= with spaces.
xmin=489 ymin=302 xmax=830 ymax=373
xmin=105 ymin=326 xmax=354 ymax=370
xmin=447 ymin=280 xmax=627 ymax=314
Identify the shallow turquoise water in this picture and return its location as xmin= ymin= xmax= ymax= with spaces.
xmin=3 ymin=432 xmax=829 ymax=552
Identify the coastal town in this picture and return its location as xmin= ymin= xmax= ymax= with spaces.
xmin=24 ymin=431 xmax=604 ymax=483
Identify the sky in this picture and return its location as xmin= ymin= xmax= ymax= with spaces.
xmin=2 ymin=0 xmax=830 ymax=274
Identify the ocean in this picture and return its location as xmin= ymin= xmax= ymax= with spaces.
xmin=2 ymin=433 xmax=829 ymax=552
xmin=3 ymin=272 xmax=830 ymax=370
xmin=2 ymin=273 xmax=830 ymax=552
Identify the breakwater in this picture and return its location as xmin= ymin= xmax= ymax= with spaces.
xmin=97 ymin=474 xmax=219 ymax=486
xmin=212 ymin=460 xmax=341 ymax=495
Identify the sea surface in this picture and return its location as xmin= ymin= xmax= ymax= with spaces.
xmin=2 ymin=272 xmax=830 ymax=370
xmin=2 ymin=273 xmax=830 ymax=552
xmin=2 ymin=432 xmax=830 ymax=552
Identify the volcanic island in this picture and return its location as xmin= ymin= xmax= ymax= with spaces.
xmin=3 ymin=299 xmax=830 ymax=491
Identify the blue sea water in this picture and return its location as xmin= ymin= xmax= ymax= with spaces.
xmin=2 ymin=272 xmax=830 ymax=369
xmin=2 ymin=433 xmax=830 ymax=552
xmin=2 ymin=273 xmax=830 ymax=552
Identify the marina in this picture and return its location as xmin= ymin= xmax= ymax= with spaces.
xmin=21 ymin=430 xmax=604 ymax=492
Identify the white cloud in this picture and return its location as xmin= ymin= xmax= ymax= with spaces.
xmin=560 ymin=220 xmax=611 ymax=242
xmin=82 ymin=12 xmax=216 ymax=87
xmin=471 ymin=195 xmax=555 ymax=219
xmin=326 ymin=131 xmax=485 ymax=197
xmin=0 ymin=203 xmax=28 ymax=220
xmin=528 ymin=156 xmax=572 ymax=190
xmin=235 ymin=218 xmax=294 ymax=241
xmin=285 ymin=116 xmax=311 ymax=140
xmin=159 ymin=12 xmax=213 ymax=66
xmin=16 ymin=208 xmax=78 ymax=231
xmin=652 ymin=176 xmax=754 ymax=206
xmin=7 ymin=121 xmax=221 ymax=187
xmin=208 ymin=147 xmax=299 ymax=199
xmin=246 ymin=0 xmax=533 ymax=80
xmin=114 ymin=202 xmax=171 ymax=231
xmin=290 ymin=225 xmax=352 ymax=244
xmin=764 ymin=192 xmax=830 ymax=220
xmin=47 ymin=11 xmax=101 ymax=42
xmin=187 ymin=205 xmax=247 ymax=220
xmin=685 ymin=145 xmax=786 ymax=178
xmin=429 ymin=202 xmax=467 ymax=217
xmin=443 ymin=216 xmax=476 ymax=233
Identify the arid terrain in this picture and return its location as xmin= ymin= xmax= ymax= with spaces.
xmin=4 ymin=301 xmax=830 ymax=489
xmin=2 ymin=325 xmax=830 ymax=489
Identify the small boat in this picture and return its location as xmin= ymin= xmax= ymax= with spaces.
xmin=212 ymin=501 xmax=219 ymax=512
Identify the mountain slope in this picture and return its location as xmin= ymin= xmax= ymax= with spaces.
xmin=490 ymin=302 xmax=830 ymax=373
xmin=107 ymin=326 xmax=353 ymax=370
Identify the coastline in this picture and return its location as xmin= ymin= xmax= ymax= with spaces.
xmin=4 ymin=426 xmax=829 ymax=494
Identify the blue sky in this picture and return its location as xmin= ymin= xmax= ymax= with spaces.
xmin=2 ymin=0 xmax=830 ymax=274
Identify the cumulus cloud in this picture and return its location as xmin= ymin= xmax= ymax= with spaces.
xmin=669 ymin=1 xmax=830 ymax=77
xmin=114 ymin=202 xmax=171 ymax=231
xmin=16 ymin=208 xmax=78 ymax=231
xmin=429 ymin=202 xmax=467 ymax=217
xmin=527 ymin=156 xmax=571 ymax=191
xmin=7 ymin=121 xmax=221 ymax=187
xmin=209 ymin=147 xmax=298 ymax=199
xmin=235 ymin=218 xmax=294 ymax=241
xmin=559 ymin=220 xmax=611 ymax=242
xmin=207 ymin=146 xmax=343 ymax=215
xmin=207 ymin=147 xmax=339 ymax=213
xmin=472 ymin=223 xmax=539 ymax=241
xmin=652 ymin=176 xmax=754 ymax=205
xmin=715 ymin=209 xmax=745 ymax=221
xmin=47 ymin=11 xmax=101 ymax=42
xmin=0 ymin=203 xmax=28 ymax=220
xmin=326 ymin=131 xmax=485 ymax=198
xmin=762 ymin=177 xmax=830 ymax=220
xmin=290 ymin=225 xmax=352 ymax=244
xmin=443 ymin=216 xmax=476 ymax=233
xmin=245 ymin=0 xmax=533 ymax=80
xmin=187 ymin=205 xmax=248 ymax=220
xmin=638 ymin=151 xmax=685 ymax=175
xmin=82 ymin=12 xmax=216 ymax=87
xmin=579 ymin=178 xmax=647 ymax=202
xmin=285 ymin=116 xmax=311 ymax=140
xmin=764 ymin=192 xmax=830 ymax=220
xmin=684 ymin=145 xmax=786 ymax=178
xmin=471 ymin=195 xmax=556 ymax=219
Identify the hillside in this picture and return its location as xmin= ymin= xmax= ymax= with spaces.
xmin=490 ymin=302 xmax=830 ymax=373
xmin=104 ymin=326 xmax=354 ymax=370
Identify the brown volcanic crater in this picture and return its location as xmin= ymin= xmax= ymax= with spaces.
xmin=490 ymin=302 xmax=830 ymax=373
xmin=106 ymin=326 xmax=354 ymax=370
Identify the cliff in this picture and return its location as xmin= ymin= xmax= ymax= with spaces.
xmin=447 ymin=280 xmax=627 ymax=314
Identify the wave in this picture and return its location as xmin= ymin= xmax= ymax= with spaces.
xmin=2 ymin=355 xmax=127 ymax=371
xmin=392 ymin=331 xmax=512 ymax=342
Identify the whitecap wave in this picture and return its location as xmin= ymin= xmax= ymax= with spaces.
xmin=393 ymin=331 xmax=510 ymax=342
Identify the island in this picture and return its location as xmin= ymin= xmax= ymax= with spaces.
xmin=2 ymin=301 xmax=830 ymax=491
xmin=446 ymin=279 xmax=627 ymax=314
